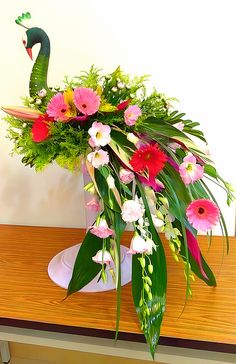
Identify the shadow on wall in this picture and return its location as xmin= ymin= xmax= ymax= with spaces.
xmin=0 ymin=161 xmax=86 ymax=227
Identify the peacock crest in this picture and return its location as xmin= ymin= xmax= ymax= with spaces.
xmin=15 ymin=12 xmax=31 ymax=29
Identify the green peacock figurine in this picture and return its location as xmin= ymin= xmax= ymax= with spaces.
xmin=17 ymin=12 xmax=52 ymax=100
xmin=2 ymin=13 xmax=55 ymax=119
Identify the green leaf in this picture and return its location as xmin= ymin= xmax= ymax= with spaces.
xmin=188 ymin=251 xmax=216 ymax=286
xmin=111 ymin=211 xmax=126 ymax=340
xmin=94 ymin=168 xmax=121 ymax=212
xmin=184 ymin=129 xmax=206 ymax=142
xmin=160 ymin=163 xmax=191 ymax=218
xmin=165 ymin=111 xmax=186 ymax=123
xmin=138 ymin=116 xmax=190 ymax=139
xmin=132 ymin=180 xmax=167 ymax=358
xmin=161 ymin=176 xmax=192 ymax=299
xmin=184 ymin=121 xmax=200 ymax=128
xmin=67 ymin=230 xmax=103 ymax=296
xmin=189 ymin=180 xmax=211 ymax=200
xmin=137 ymin=117 xmax=211 ymax=161
xmin=110 ymin=129 xmax=134 ymax=149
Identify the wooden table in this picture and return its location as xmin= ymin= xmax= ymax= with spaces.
xmin=0 ymin=225 xmax=235 ymax=362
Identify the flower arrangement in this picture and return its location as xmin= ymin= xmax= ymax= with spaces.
xmin=2 ymin=13 xmax=235 ymax=358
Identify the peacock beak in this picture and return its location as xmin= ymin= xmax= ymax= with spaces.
xmin=26 ymin=47 xmax=33 ymax=60
xmin=1 ymin=106 xmax=42 ymax=121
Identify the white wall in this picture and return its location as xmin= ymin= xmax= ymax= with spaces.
xmin=0 ymin=0 xmax=235 ymax=233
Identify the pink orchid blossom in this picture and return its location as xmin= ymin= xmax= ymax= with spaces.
xmin=151 ymin=214 xmax=165 ymax=231
xmin=124 ymin=105 xmax=142 ymax=126
xmin=186 ymin=199 xmax=220 ymax=232
xmin=121 ymin=196 xmax=144 ymax=223
xmin=90 ymin=218 xmax=114 ymax=238
xmin=88 ymin=121 xmax=111 ymax=147
xmin=179 ymin=153 xmax=204 ymax=185
xmin=145 ymin=237 xmax=156 ymax=254
xmin=74 ymin=87 xmax=100 ymax=115
xmin=87 ymin=149 xmax=109 ymax=168
xmin=119 ymin=168 xmax=134 ymax=184
xmin=92 ymin=250 xmax=113 ymax=265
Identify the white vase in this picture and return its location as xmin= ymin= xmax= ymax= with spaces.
xmin=48 ymin=243 xmax=132 ymax=292
xmin=47 ymin=167 xmax=132 ymax=292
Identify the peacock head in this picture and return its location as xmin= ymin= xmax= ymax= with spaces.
xmin=15 ymin=12 xmax=50 ymax=60
xmin=23 ymin=27 xmax=50 ymax=60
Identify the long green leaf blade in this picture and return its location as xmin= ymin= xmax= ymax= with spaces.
xmin=132 ymin=180 xmax=167 ymax=358
xmin=94 ymin=168 xmax=121 ymax=212
xmin=112 ymin=211 xmax=126 ymax=340
xmin=67 ymin=230 xmax=103 ymax=296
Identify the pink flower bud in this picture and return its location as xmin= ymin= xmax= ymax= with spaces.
xmin=119 ymin=168 xmax=134 ymax=184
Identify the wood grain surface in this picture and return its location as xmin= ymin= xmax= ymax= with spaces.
xmin=0 ymin=224 xmax=235 ymax=346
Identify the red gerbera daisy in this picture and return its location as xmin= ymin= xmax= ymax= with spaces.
xmin=32 ymin=114 xmax=54 ymax=143
xmin=130 ymin=144 xmax=167 ymax=178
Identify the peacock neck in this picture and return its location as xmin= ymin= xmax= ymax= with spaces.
xmin=30 ymin=55 xmax=49 ymax=97
xmin=29 ymin=27 xmax=51 ymax=97
xmin=38 ymin=33 xmax=50 ymax=58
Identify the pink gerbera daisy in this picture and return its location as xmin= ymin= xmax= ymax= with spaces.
xmin=47 ymin=93 xmax=71 ymax=121
xmin=186 ymin=199 xmax=220 ymax=232
xmin=74 ymin=87 xmax=101 ymax=115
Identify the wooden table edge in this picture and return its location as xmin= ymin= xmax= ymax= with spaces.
xmin=0 ymin=317 xmax=235 ymax=354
